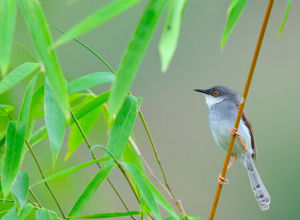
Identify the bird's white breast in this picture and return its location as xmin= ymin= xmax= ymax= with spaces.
xmin=204 ymin=95 xmax=225 ymax=108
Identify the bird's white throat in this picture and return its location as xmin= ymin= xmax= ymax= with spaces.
xmin=204 ymin=95 xmax=224 ymax=108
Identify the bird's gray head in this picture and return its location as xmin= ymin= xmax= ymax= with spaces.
xmin=194 ymin=85 xmax=239 ymax=109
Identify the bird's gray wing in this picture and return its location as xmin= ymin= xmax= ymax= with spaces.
xmin=242 ymin=112 xmax=256 ymax=160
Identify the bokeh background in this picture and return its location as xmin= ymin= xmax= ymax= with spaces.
xmin=1 ymin=0 xmax=299 ymax=219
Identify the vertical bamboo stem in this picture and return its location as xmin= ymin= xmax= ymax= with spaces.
xmin=208 ymin=0 xmax=274 ymax=219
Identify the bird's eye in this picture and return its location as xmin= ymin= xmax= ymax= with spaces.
xmin=212 ymin=90 xmax=219 ymax=97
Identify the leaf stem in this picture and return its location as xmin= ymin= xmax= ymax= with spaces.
xmin=29 ymin=188 xmax=42 ymax=207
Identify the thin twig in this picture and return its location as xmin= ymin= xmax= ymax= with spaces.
xmin=51 ymin=26 xmax=187 ymax=216
xmin=208 ymin=1 xmax=274 ymax=219
xmin=29 ymin=188 xmax=42 ymax=207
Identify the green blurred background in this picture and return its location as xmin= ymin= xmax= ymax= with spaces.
xmin=1 ymin=0 xmax=299 ymax=219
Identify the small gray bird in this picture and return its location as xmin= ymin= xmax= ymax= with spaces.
xmin=194 ymin=85 xmax=270 ymax=211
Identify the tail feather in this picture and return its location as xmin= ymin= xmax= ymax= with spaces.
xmin=244 ymin=156 xmax=271 ymax=211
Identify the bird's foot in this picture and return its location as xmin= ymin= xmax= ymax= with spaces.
xmin=231 ymin=127 xmax=240 ymax=136
xmin=218 ymin=174 xmax=230 ymax=185
xmin=231 ymin=127 xmax=249 ymax=152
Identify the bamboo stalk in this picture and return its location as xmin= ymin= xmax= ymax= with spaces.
xmin=208 ymin=0 xmax=274 ymax=219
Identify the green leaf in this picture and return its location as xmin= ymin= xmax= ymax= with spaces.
xmin=70 ymin=211 xmax=141 ymax=219
xmin=0 ymin=0 xmax=17 ymax=75
xmin=1 ymin=205 xmax=34 ymax=220
xmin=159 ymin=0 xmax=187 ymax=72
xmin=105 ymin=96 xmax=141 ymax=165
xmin=277 ymin=0 xmax=291 ymax=38
xmin=109 ymin=0 xmax=167 ymax=116
xmin=29 ymin=126 xmax=47 ymax=147
xmin=54 ymin=0 xmax=141 ymax=48
xmin=121 ymin=162 xmax=161 ymax=220
xmin=11 ymin=171 xmax=29 ymax=211
xmin=35 ymin=208 xmax=58 ymax=220
xmin=123 ymin=140 xmax=145 ymax=174
xmin=19 ymin=75 xmax=37 ymax=125
xmin=0 ymin=62 xmax=40 ymax=95
xmin=32 ymin=157 xmax=111 ymax=187
xmin=17 ymin=0 xmax=69 ymax=117
xmin=67 ymin=165 xmax=114 ymax=219
xmin=1 ymin=121 xmax=26 ymax=197
xmin=44 ymin=78 xmax=66 ymax=165
xmin=67 ymin=105 xmax=102 ymax=159
xmin=68 ymin=72 xmax=115 ymax=94
xmin=221 ymin=0 xmax=248 ymax=48
xmin=0 ymin=104 xmax=14 ymax=117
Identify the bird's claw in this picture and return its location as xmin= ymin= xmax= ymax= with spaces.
xmin=218 ymin=174 xmax=230 ymax=185
xmin=231 ymin=127 xmax=239 ymax=136
xmin=231 ymin=127 xmax=249 ymax=152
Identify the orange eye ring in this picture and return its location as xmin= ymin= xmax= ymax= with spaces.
xmin=213 ymin=90 xmax=219 ymax=97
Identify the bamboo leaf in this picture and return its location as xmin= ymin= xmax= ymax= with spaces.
xmin=44 ymin=78 xmax=66 ymax=165
xmin=121 ymin=162 xmax=161 ymax=220
xmin=277 ymin=0 xmax=291 ymax=38
xmin=1 ymin=205 xmax=34 ymax=220
xmin=67 ymin=165 xmax=114 ymax=218
xmin=70 ymin=211 xmax=141 ymax=219
xmin=66 ymin=105 xmax=102 ymax=159
xmin=0 ymin=105 xmax=14 ymax=117
xmin=0 ymin=0 xmax=17 ymax=75
xmin=1 ymin=121 xmax=26 ymax=197
xmin=68 ymin=72 xmax=115 ymax=94
xmin=159 ymin=0 xmax=187 ymax=72
xmin=35 ymin=208 xmax=58 ymax=220
xmin=109 ymin=0 xmax=167 ymax=116
xmin=221 ymin=0 xmax=248 ymax=48
xmin=11 ymin=171 xmax=29 ymax=211
xmin=105 ymin=96 xmax=141 ymax=165
xmin=0 ymin=62 xmax=40 ymax=95
xmin=32 ymin=157 xmax=111 ymax=187
xmin=17 ymin=0 xmax=69 ymax=117
xmin=54 ymin=0 xmax=141 ymax=48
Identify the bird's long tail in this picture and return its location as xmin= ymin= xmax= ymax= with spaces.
xmin=244 ymin=156 xmax=271 ymax=211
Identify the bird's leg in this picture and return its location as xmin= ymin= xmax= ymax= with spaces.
xmin=231 ymin=127 xmax=249 ymax=152
xmin=218 ymin=155 xmax=238 ymax=185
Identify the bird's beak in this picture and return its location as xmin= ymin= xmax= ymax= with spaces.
xmin=194 ymin=89 xmax=208 ymax=94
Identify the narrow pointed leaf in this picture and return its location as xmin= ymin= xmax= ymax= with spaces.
xmin=54 ymin=0 xmax=141 ymax=48
xmin=70 ymin=211 xmax=141 ymax=219
xmin=1 ymin=121 xmax=26 ymax=197
xmin=109 ymin=0 xmax=167 ymax=116
xmin=105 ymin=96 xmax=141 ymax=165
xmin=0 ymin=62 xmax=39 ymax=94
xmin=221 ymin=0 xmax=248 ymax=48
xmin=45 ymin=79 xmax=66 ymax=165
xmin=277 ymin=0 xmax=291 ymax=38
xmin=1 ymin=205 xmax=33 ymax=220
xmin=121 ymin=162 xmax=161 ymax=220
xmin=67 ymin=165 xmax=113 ymax=218
xmin=0 ymin=0 xmax=17 ymax=75
xmin=0 ymin=104 xmax=14 ymax=117
xmin=18 ymin=0 xmax=69 ymax=116
xmin=159 ymin=0 xmax=187 ymax=72
xmin=32 ymin=157 xmax=111 ymax=187
xmin=11 ymin=171 xmax=29 ymax=211
xmin=36 ymin=208 xmax=58 ymax=220
xmin=67 ymin=105 xmax=102 ymax=159
xmin=68 ymin=72 xmax=115 ymax=94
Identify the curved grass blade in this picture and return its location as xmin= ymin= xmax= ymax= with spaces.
xmin=31 ymin=157 xmax=111 ymax=187
xmin=109 ymin=0 xmax=167 ymax=116
xmin=221 ymin=0 xmax=248 ymax=49
xmin=54 ymin=0 xmax=141 ymax=48
xmin=1 ymin=205 xmax=34 ymax=220
xmin=17 ymin=0 xmax=69 ymax=117
xmin=70 ymin=211 xmax=141 ymax=219
xmin=36 ymin=208 xmax=58 ymax=220
xmin=67 ymin=165 xmax=114 ymax=219
xmin=105 ymin=96 xmax=141 ymax=165
xmin=277 ymin=0 xmax=291 ymax=38
xmin=159 ymin=0 xmax=187 ymax=73
xmin=11 ymin=171 xmax=29 ymax=211
xmin=0 ymin=0 xmax=17 ymax=75
xmin=68 ymin=72 xmax=115 ymax=94
xmin=0 ymin=105 xmax=14 ymax=117
xmin=44 ymin=78 xmax=66 ymax=165
xmin=1 ymin=121 xmax=26 ymax=197
xmin=0 ymin=62 xmax=40 ymax=95
xmin=121 ymin=162 xmax=161 ymax=220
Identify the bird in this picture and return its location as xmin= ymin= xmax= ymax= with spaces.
xmin=194 ymin=85 xmax=270 ymax=211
